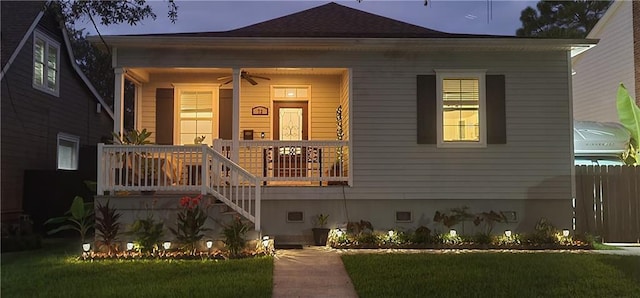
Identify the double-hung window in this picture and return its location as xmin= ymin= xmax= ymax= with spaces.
xmin=436 ymin=71 xmax=486 ymax=147
xmin=33 ymin=30 xmax=60 ymax=96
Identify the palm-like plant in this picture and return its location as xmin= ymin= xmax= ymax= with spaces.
xmin=95 ymin=200 xmax=122 ymax=253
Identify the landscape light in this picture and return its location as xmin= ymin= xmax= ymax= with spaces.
xmin=562 ymin=229 xmax=570 ymax=237
xmin=449 ymin=229 xmax=457 ymax=237
xmin=82 ymin=243 xmax=91 ymax=252
xmin=505 ymin=230 xmax=512 ymax=238
xmin=262 ymin=236 xmax=270 ymax=249
xmin=388 ymin=230 xmax=395 ymax=237
xmin=336 ymin=229 xmax=344 ymax=237
xmin=206 ymin=240 xmax=213 ymax=249
xmin=126 ymin=242 xmax=134 ymax=251
xmin=163 ymin=241 xmax=171 ymax=250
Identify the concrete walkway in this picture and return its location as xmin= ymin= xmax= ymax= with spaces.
xmin=595 ymin=243 xmax=640 ymax=256
xmin=272 ymin=246 xmax=358 ymax=298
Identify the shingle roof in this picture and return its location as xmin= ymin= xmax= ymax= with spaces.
xmin=1 ymin=1 xmax=47 ymax=69
xmin=131 ymin=2 xmax=499 ymax=38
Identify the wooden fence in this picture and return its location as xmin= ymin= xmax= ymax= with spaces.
xmin=575 ymin=165 xmax=640 ymax=243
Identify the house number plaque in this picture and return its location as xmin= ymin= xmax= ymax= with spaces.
xmin=252 ymin=106 xmax=268 ymax=116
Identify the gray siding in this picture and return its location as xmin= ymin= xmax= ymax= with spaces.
xmin=114 ymin=47 xmax=573 ymax=204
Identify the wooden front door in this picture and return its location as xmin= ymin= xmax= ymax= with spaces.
xmin=273 ymin=101 xmax=308 ymax=177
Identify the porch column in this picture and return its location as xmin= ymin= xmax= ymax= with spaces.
xmin=232 ymin=68 xmax=241 ymax=164
xmin=113 ymin=68 xmax=125 ymax=136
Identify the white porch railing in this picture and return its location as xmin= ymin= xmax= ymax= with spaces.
xmin=97 ymin=144 xmax=261 ymax=230
xmin=212 ymin=140 xmax=349 ymax=185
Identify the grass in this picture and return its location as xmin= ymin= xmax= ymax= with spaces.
xmin=342 ymin=253 xmax=640 ymax=298
xmin=593 ymin=242 xmax=622 ymax=250
xmin=1 ymin=239 xmax=273 ymax=298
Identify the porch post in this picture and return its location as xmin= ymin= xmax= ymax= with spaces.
xmin=113 ymin=68 xmax=125 ymax=136
xmin=232 ymin=68 xmax=241 ymax=164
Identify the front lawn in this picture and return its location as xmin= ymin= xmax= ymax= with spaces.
xmin=1 ymin=239 xmax=273 ymax=298
xmin=342 ymin=253 xmax=640 ymax=298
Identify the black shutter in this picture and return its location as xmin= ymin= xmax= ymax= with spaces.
xmin=486 ymin=75 xmax=506 ymax=144
xmin=417 ymin=75 xmax=437 ymax=144
xmin=218 ymin=89 xmax=233 ymax=140
xmin=155 ymin=88 xmax=174 ymax=145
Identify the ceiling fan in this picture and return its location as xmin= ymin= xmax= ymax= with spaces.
xmin=217 ymin=71 xmax=270 ymax=86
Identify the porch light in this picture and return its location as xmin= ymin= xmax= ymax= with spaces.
xmin=206 ymin=240 xmax=213 ymax=249
xmin=562 ymin=229 xmax=570 ymax=237
xmin=449 ymin=229 xmax=457 ymax=237
xmin=336 ymin=228 xmax=344 ymax=237
xmin=260 ymin=132 xmax=265 ymax=139
xmin=82 ymin=243 xmax=91 ymax=252
xmin=505 ymin=230 xmax=512 ymax=238
xmin=163 ymin=241 xmax=171 ymax=250
xmin=388 ymin=230 xmax=395 ymax=237
xmin=126 ymin=242 xmax=134 ymax=251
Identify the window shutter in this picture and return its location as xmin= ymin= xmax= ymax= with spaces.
xmin=486 ymin=75 xmax=506 ymax=144
xmin=218 ymin=89 xmax=233 ymax=140
xmin=417 ymin=75 xmax=437 ymax=144
xmin=155 ymin=88 xmax=174 ymax=145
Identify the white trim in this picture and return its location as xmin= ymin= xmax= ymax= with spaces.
xmin=32 ymin=30 xmax=60 ymax=97
xmin=347 ymin=68 xmax=353 ymax=187
xmin=57 ymin=132 xmax=80 ymax=170
xmin=0 ymin=3 xmax=46 ymax=81
xmin=172 ymin=83 xmax=220 ymax=145
xmin=59 ymin=21 xmax=114 ymax=119
xmin=435 ymin=70 xmax=487 ymax=148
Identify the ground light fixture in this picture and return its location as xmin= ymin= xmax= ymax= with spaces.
xmin=262 ymin=236 xmax=270 ymax=249
xmin=163 ymin=241 xmax=171 ymax=250
xmin=82 ymin=243 xmax=91 ymax=252
xmin=336 ymin=228 xmax=344 ymax=237
xmin=388 ymin=230 xmax=395 ymax=237
xmin=449 ymin=229 xmax=457 ymax=237
xmin=206 ymin=240 xmax=213 ymax=249
xmin=126 ymin=242 xmax=134 ymax=251
xmin=505 ymin=230 xmax=512 ymax=237
xmin=562 ymin=229 xmax=570 ymax=237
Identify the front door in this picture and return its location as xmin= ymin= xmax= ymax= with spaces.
xmin=273 ymin=101 xmax=308 ymax=177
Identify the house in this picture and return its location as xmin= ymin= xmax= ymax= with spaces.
xmin=572 ymin=0 xmax=640 ymax=122
xmin=93 ymin=2 xmax=595 ymax=243
xmin=1 ymin=1 xmax=113 ymax=225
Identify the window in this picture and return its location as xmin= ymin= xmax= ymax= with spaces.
xmin=173 ymin=84 xmax=219 ymax=145
xmin=436 ymin=71 xmax=486 ymax=147
xmin=57 ymin=133 xmax=79 ymax=170
xmin=33 ymin=30 xmax=60 ymax=96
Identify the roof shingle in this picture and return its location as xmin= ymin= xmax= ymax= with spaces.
xmin=129 ymin=2 xmax=499 ymax=38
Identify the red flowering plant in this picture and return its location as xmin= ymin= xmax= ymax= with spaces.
xmin=169 ymin=194 xmax=210 ymax=253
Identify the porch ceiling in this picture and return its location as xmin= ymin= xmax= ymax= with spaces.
xmin=129 ymin=67 xmax=346 ymax=80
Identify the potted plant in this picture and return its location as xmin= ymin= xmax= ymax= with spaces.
xmin=312 ymin=213 xmax=330 ymax=246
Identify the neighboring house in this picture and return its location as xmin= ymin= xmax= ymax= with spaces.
xmin=93 ymin=2 xmax=595 ymax=243
xmin=1 ymin=1 xmax=113 ymax=223
xmin=572 ymin=0 xmax=640 ymax=122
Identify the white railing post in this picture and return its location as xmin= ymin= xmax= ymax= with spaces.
xmin=97 ymin=143 xmax=104 ymax=195
xmin=200 ymin=144 xmax=208 ymax=195
xmin=255 ymin=179 xmax=261 ymax=231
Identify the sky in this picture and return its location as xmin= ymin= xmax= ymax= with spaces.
xmin=77 ymin=0 xmax=539 ymax=37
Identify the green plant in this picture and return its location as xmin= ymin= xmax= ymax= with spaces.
xmin=313 ymin=213 xmax=329 ymax=228
xmin=44 ymin=196 xmax=94 ymax=243
xmin=169 ymin=195 xmax=209 ymax=253
xmin=616 ymin=83 xmax=640 ymax=165
xmin=525 ymin=217 xmax=559 ymax=245
xmin=346 ymin=220 xmax=373 ymax=235
xmin=221 ymin=216 xmax=250 ymax=258
xmin=111 ymin=128 xmax=152 ymax=145
xmin=128 ymin=214 xmax=164 ymax=254
xmin=95 ymin=200 xmax=122 ymax=253
xmin=410 ymin=226 xmax=434 ymax=244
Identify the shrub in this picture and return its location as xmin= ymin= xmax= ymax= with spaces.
xmin=128 ymin=214 xmax=164 ymax=254
xmin=95 ymin=200 xmax=122 ymax=253
xmin=221 ymin=216 xmax=249 ymax=258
